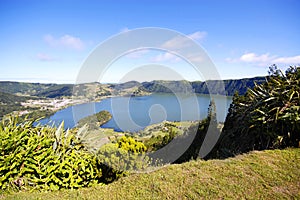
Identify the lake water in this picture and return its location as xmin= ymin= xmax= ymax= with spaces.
xmin=38 ymin=93 xmax=232 ymax=132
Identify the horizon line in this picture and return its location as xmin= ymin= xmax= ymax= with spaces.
xmin=0 ymin=75 xmax=267 ymax=85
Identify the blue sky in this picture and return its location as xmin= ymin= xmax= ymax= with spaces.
xmin=0 ymin=0 xmax=299 ymax=83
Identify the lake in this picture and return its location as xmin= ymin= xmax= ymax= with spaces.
xmin=38 ymin=93 xmax=232 ymax=132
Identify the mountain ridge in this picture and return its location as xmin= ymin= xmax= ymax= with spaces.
xmin=0 ymin=76 xmax=266 ymax=98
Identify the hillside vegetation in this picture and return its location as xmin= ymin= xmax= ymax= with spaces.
xmin=141 ymin=77 xmax=266 ymax=95
xmin=2 ymin=148 xmax=299 ymax=199
xmin=0 ymin=92 xmax=31 ymax=117
xmin=0 ymin=76 xmax=266 ymax=98
xmin=0 ymin=82 xmax=57 ymax=96
xmin=77 ymin=110 xmax=112 ymax=130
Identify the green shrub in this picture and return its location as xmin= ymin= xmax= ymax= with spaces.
xmin=144 ymin=128 xmax=178 ymax=152
xmin=0 ymin=116 xmax=101 ymax=191
xmin=216 ymin=65 xmax=300 ymax=158
xmin=97 ymin=136 xmax=149 ymax=183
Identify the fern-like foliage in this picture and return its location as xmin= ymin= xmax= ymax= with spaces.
xmin=0 ymin=116 xmax=102 ymax=191
xmin=216 ymin=65 xmax=300 ymax=158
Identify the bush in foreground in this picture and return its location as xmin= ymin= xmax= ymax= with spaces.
xmin=213 ymin=65 xmax=300 ymax=158
xmin=0 ymin=116 xmax=149 ymax=191
xmin=0 ymin=117 xmax=101 ymax=190
xmin=97 ymin=136 xmax=149 ymax=183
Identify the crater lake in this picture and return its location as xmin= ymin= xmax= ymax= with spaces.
xmin=38 ymin=93 xmax=232 ymax=132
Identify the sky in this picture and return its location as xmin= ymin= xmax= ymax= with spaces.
xmin=0 ymin=0 xmax=299 ymax=83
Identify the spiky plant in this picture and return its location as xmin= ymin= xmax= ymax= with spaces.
xmin=217 ymin=65 xmax=299 ymax=158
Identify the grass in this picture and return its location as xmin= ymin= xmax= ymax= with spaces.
xmin=1 ymin=148 xmax=299 ymax=200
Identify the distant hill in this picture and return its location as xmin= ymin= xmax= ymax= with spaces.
xmin=110 ymin=81 xmax=141 ymax=90
xmin=0 ymin=81 xmax=56 ymax=95
xmin=34 ymin=85 xmax=73 ymax=98
xmin=0 ymin=91 xmax=29 ymax=104
xmin=0 ymin=81 xmax=73 ymax=98
xmin=193 ymin=76 xmax=266 ymax=95
xmin=0 ymin=76 xmax=266 ymax=98
xmin=140 ymin=77 xmax=266 ymax=96
xmin=0 ymin=91 xmax=31 ymax=117
xmin=141 ymin=80 xmax=192 ymax=94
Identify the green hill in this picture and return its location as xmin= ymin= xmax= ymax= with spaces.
xmin=0 ymin=91 xmax=29 ymax=104
xmin=0 ymin=81 xmax=73 ymax=98
xmin=0 ymin=81 xmax=56 ymax=96
xmin=34 ymin=85 xmax=73 ymax=98
xmin=2 ymin=148 xmax=299 ymax=199
xmin=140 ymin=77 xmax=266 ymax=96
xmin=0 ymin=76 xmax=266 ymax=98
xmin=0 ymin=91 xmax=31 ymax=117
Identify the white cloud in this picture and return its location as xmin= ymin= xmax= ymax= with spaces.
xmin=36 ymin=53 xmax=56 ymax=62
xmin=240 ymin=53 xmax=275 ymax=63
xmin=161 ymin=31 xmax=207 ymax=49
xmin=273 ymin=55 xmax=300 ymax=64
xmin=44 ymin=34 xmax=85 ymax=50
xmin=152 ymin=52 xmax=181 ymax=62
xmin=227 ymin=52 xmax=300 ymax=66
xmin=60 ymin=35 xmax=84 ymax=50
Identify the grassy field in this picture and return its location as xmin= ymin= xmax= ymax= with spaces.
xmin=1 ymin=148 xmax=299 ymax=200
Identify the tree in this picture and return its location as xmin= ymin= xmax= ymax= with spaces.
xmin=174 ymin=99 xmax=219 ymax=163
xmin=207 ymin=99 xmax=218 ymax=130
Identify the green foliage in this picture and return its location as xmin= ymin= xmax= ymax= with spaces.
xmin=35 ymin=85 xmax=73 ymax=98
xmin=117 ymin=136 xmax=147 ymax=153
xmin=144 ymin=127 xmax=178 ymax=152
xmin=97 ymin=136 xmax=149 ymax=183
xmin=175 ymin=100 xmax=219 ymax=163
xmin=0 ymin=91 xmax=29 ymax=104
xmin=77 ymin=110 xmax=112 ymax=130
xmin=0 ymin=91 xmax=32 ymax=118
xmin=2 ymin=148 xmax=300 ymax=199
xmin=0 ymin=114 xmax=151 ymax=190
xmin=0 ymin=116 xmax=102 ymax=191
xmin=141 ymin=80 xmax=192 ymax=93
xmin=248 ymin=66 xmax=300 ymax=147
xmin=216 ymin=65 xmax=300 ymax=158
xmin=142 ymin=101 xmax=219 ymax=164
xmin=207 ymin=99 xmax=217 ymax=125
